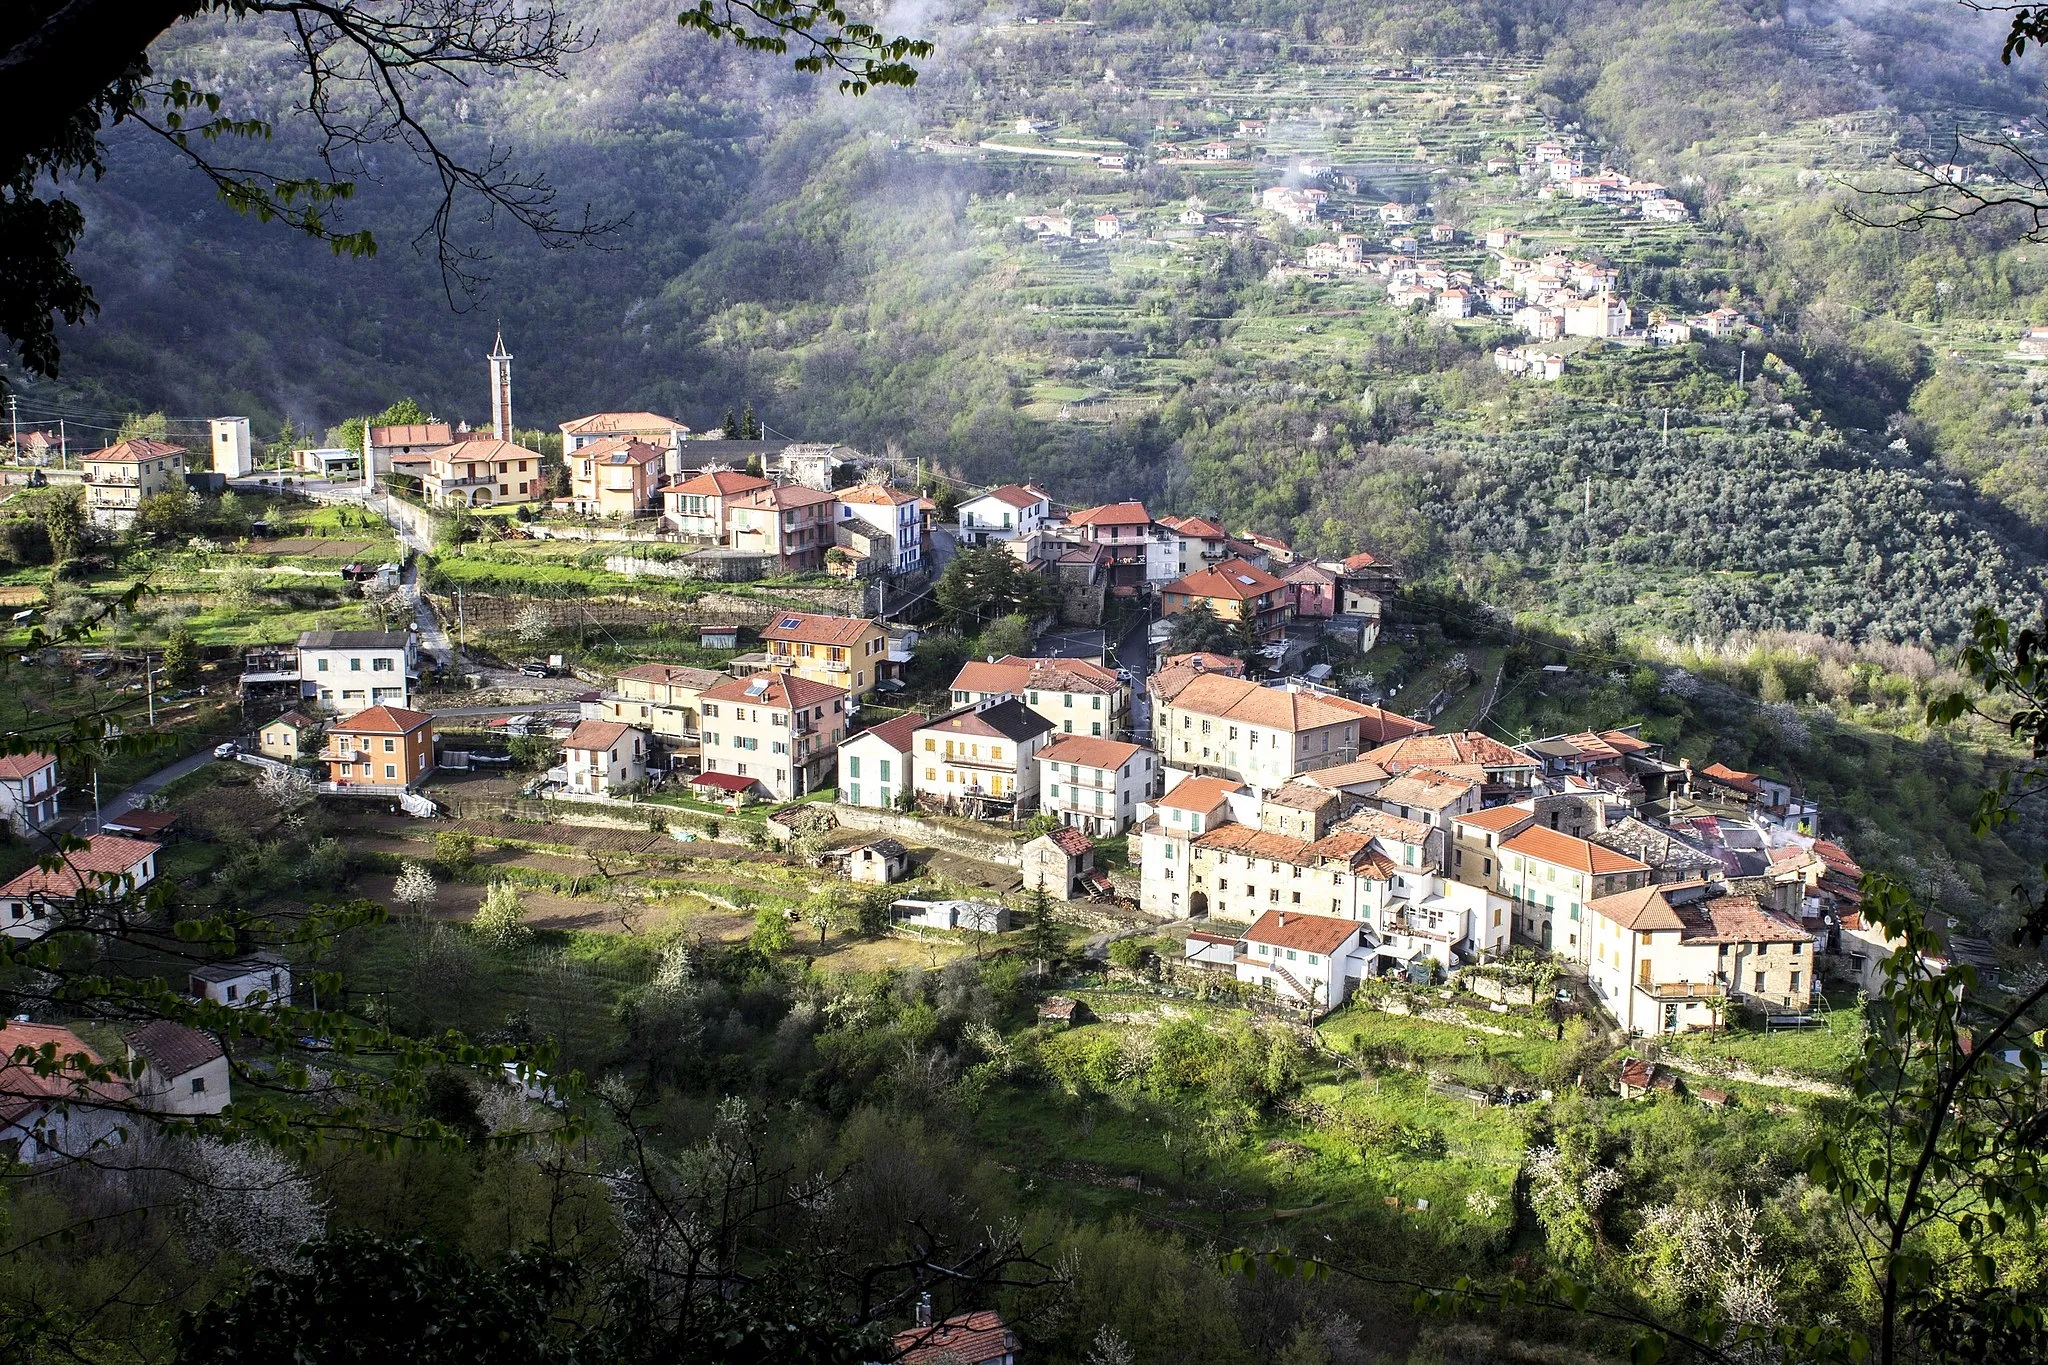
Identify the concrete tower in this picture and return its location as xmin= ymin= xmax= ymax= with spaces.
xmin=488 ymin=331 xmax=513 ymax=441
xmin=209 ymin=417 xmax=252 ymax=477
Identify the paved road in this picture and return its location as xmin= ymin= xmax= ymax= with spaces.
xmin=100 ymin=747 xmax=227 ymax=822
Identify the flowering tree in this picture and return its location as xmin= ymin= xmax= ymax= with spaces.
xmin=392 ymin=861 xmax=438 ymax=918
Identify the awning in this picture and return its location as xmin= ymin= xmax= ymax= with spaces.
xmin=690 ymin=772 xmax=759 ymax=794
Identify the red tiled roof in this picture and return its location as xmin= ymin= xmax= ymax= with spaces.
xmin=1038 ymin=736 xmax=1144 ymax=771
xmin=973 ymin=484 xmax=1048 ymax=510
xmin=1156 ymin=776 xmax=1244 ymax=812
xmin=1341 ymin=551 xmax=1382 ymax=572
xmin=666 ymin=469 xmax=770 ymax=498
xmin=560 ymin=411 xmax=687 ymax=436
xmin=1501 ymin=826 xmax=1649 ymax=876
xmin=1698 ymin=762 xmax=1761 ymax=796
xmin=1163 ymin=558 xmax=1284 ymax=602
xmin=0 ymin=833 xmax=160 ymax=900
xmin=1455 ymin=804 xmax=1537 ymax=833
xmin=426 ymin=437 xmax=527 ymax=470
xmin=575 ymin=436 xmax=665 ymax=466
xmin=1319 ymin=697 xmax=1431 ymax=744
xmin=1586 ymin=882 xmax=1702 ymax=932
xmin=1163 ymin=675 xmax=1361 ymax=732
xmin=0 ymin=753 xmax=55 ymax=781
xmin=1067 ymin=501 xmax=1152 ymax=526
xmin=1376 ymin=768 xmax=1478 ymax=809
xmin=1599 ymin=728 xmax=1652 ymax=753
xmin=1039 ymin=825 xmax=1096 ymax=856
xmin=102 ymin=809 xmax=179 ymax=838
xmin=330 ymin=705 xmax=432 ymax=735
xmin=1299 ymin=759 xmax=1392 ymax=789
xmin=736 ymin=484 xmax=837 ymax=510
xmin=1366 ymin=732 xmax=1534 ymax=773
xmin=1158 ymin=514 xmax=1228 ymax=539
xmin=616 ymin=663 xmax=726 ymax=689
xmin=1159 ymin=652 xmax=1244 ymax=673
xmin=88 ymin=438 xmax=186 ymax=464
xmin=952 ymin=656 xmax=1120 ymax=696
xmin=837 ymin=483 xmax=918 ymax=506
xmin=690 ymin=771 xmax=760 ymax=794
xmin=1337 ymin=809 xmax=1433 ymax=845
xmin=0 ymin=1023 xmax=129 ymax=1128
xmin=700 ymin=672 xmax=848 ymax=709
xmin=126 ymin=1020 xmax=223 ymax=1078
xmin=759 ymin=612 xmax=876 ymax=646
xmin=1243 ymin=909 xmax=1367 ymax=955
xmin=893 ymin=1311 xmax=1016 ymax=1365
xmin=847 ymin=712 xmax=927 ymax=753
xmin=564 ymin=720 xmax=635 ymax=752
xmin=1675 ymin=892 xmax=1808 ymax=945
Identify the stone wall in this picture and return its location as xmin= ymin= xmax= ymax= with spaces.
xmin=770 ymin=803 xmax=1025 ymax=868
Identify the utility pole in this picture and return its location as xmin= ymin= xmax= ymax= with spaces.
xmin=7 ymin=394 xmax=16 ymax=455
xmin=146 ymin=655 xmax=155 ymax=727
xmin=1738 ymin=350 xmax=1745 ymax=386
xmin=1662 ymin=406 xmax=1669 ymax=449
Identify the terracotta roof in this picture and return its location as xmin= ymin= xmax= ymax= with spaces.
xmin=847 ymin=712 xmax=927 ymax=753
xmin=735 ymin=484 xmax=837 ymax=510
xmin=0 ymin=753 xmax=55 ymax=781
xmin=1698 ymin=762 xmax=1761 ymax=795
xmin=1163 ymin=557 xmax=1285 ymax=602
xmin=0 ymin=834 xmax=160 ymax=901
xmin=701 ymin=672 xmax=848 ymax=710
xmin=126 ymin=1020 xmax=223 ymax=1078
xmin=690 ymin=771 xmax=760 ymax=794
xmin=1194 ymin=822 xmax=1314 ymax=865
xmin=564 ymin=720 xmax=636 ymax=752
xmin=971 ymin=483 xmax=1048 ymax=510
xmin=1281 ymin=559 xmax=1338 ymax=585
xmin=1599 ymin=728 xmax=1652 ymax=753
xmin=329 ymin=705 xmax=432 ymax=735
xmin=1586 ymin=882 xmax=1702 ymax=932
xmin=1159 ymin=652 xmax=1244 ymax=673
xmin=0 ymin=1023 xmax=128 ymax=1128
xmin=1305 ymin=833 xmax=1396 ymax=876
xmin=1455 ymin=804 xmax=1538 ymax=833
xmin=368 ymin=423 xmax=453 ymax=447
xmin=1341 ymin=551 xmax=1383 ymax=572
xmin=1336 ymin=809 xmax=1433 ymax=846
xmin=1038 ymin=736 xmax=1145 ymax=771
xmin=1158 ymin=513 xmax=1228 ymax=539
xmin=1037 ymin=826 xmax=1096 ymax=856
xmin=1813 ymin=839 xmax=1862 ymax=878
xmin=1155 ymin=776 xmax=1244 ymax=812
xmin=1266 ymin=782 xmax=1338 ymax=811
xmin=1163 ymin=674 xmax=1361 ymax=732
xmin=893 ymin=1310 xmax=1017 ymax=1365
xmin=1674 ymin=892 xmax=1808 ymax=945
xmin=261 ymin=710 xmax=319 ymax=732
xmin=1365 ymin=732 xmax=1535 ymax=773
xmin=1243 ymin=909 xmax=1368 ymax=955
xmin=427 ymin=437 xmax=528 ymax=469
xmin=1376 ymin=768 xmax=1478 ymax=809
xmin=1067 ymin=501 xmax=1152 ymax=527
xmin=759 ymin=612 xmax=876 ymax=646
xmin=615 ymin=663 xmax=726 ymax=690
xmin=560 ymin=411 xmax=687 ymax=436
xmin=1319 ymin=697 xmax=1432 ymax=744
xmin=1300 ymin=759 xmax=1392 ymax=789
xmin=87 ymin=438 xmax=186 ymax=464
xmin=665 ymin=469 xmax=770 ymax=498
xmin=1501 ymin=826 xmax=1649 ymax=876
xmin=952 ymin=656 xmax=1121 ymax=696
xmin=575 ymin=436 xmax=665 ymax=467
xmin=837 ymin=483 xmax=918 ymax=506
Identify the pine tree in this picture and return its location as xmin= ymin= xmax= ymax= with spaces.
xmin=721 ymin=408 xmax=739 ymax=439
xmin=740 ymin=402 xmax=761 ymax=439
xmin=1027 ymin=883 xmax=1060 ymax=982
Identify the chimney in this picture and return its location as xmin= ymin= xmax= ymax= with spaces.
xmin=1276 ymin=912 xmax=1287 ymax=927
xmin=916 ymin=1293 xmax=932 ymax=1328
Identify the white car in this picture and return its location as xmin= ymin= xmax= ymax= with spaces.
xmin=213 ymin=742 xmax=239 ymax=760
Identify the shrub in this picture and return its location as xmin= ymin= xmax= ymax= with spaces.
xmin=472 ymin=880 xmax=530 ymax=948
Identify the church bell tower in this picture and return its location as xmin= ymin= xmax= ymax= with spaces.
xmin=488 ymin=331 xmax=513 ymax=441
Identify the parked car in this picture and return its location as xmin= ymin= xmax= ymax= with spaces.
xmin=213 ymin=742 xmax=239 ymax=760
xmin=517 ymin=662 xmax=552 ymax=678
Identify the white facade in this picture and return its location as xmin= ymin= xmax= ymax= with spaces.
xmin=837 ymin=727 xmax=915 ymax=810
xmin=0 ymin=755 xmax=60 ymax=834
xmin=298 ymin=631 xmax=415 ymax=715
xmin=1036 ymin=739 xmax=1157 ymax=838
xmin=210 ymin=417 xmax=253 ymax=477
xmin=563 ymin=722 xmax=649 ymax=795
xmin=955 ymin=486 xmax=1050 ymax=545
xmin=837 ymin=487 xmax=924 ymax=573
xmin=1235 ymin=911 xmax=1376 ymax=1008
xmin=188 ymin=955 xmax=292 ymax=1009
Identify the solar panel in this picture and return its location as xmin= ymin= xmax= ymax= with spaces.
xmin=779 ymin=617 xmax=802 ymax=629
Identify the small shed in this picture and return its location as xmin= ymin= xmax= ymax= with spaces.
xmin=689 ymin=771 xmax=761 ymax=808
xmin=188 ymin=952 xmax=291 ymax=1009
xmin=844 ymin=838 xmax=909 ymax=885
xmin=1184 ymin=930 xmax=1241 ymax=971
xmin=698 ymin=624 xmax=741 ymax=650
xmin=126 ymin=1020 xmax=229 ymax=1116
xmin=102 ymin=808 xmax=180 ymax=841
xmin=1037 ymin=996 xmax=1089 ymax=1028
xmin=1020 ymin=826 xmax=1095 ymax=899
xmin=891 ymin=898 xmax=1011 ymax=934
xmin=1693 ymin=1085 xmax=1734 ymax=1110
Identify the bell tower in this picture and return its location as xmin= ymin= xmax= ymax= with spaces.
xmin=488 ymin=331 xmax=513 ymax=441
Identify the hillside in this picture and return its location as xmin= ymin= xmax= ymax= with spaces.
xmin=22 ymin=0 xmax=2048 ymax=644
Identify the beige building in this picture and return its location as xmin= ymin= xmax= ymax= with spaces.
xmin=1136 ymin=776 xmax=1245 ymax=918
xmin=257 ymin=709 xmax=323 ymax=762
xmin=951 ymin=656 xmax=1129 ymax=738
xmin=910 ymin=700 xmax=1055 ymax=816
xmin=663 ymin=469 xmax=770 ymax=539
xmin=698 ymin=672 xmax=849 ymax=801
xmin=566 ymin=437 xmax=665 ymax=519
xmin=418 ymin=438 xmax=543 ymax=509
xmin=1153 ymin=674 xmax=1383 ymax=793
xmin=759 ymin=612 xmax=890 ymax=698
xmin=83 ymin=438 xmax=187 ymax=529
xmin=1449 ymin=803 xmax=1537 ymax=894
xmin=561 ymin=719 xmax=650 ymax=795
xmin=603 ymin=664 xmax=726 ymax=743
xmin=1498 ymin=825 xmax=1652 ymax=957
xmin=1584 ymin=881 xmax=1813 ymax=1035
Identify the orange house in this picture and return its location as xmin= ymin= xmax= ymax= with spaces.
xmin=320 ymin=705 xmax=435 ymax=791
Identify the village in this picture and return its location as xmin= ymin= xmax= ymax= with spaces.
xmin=0 ymin=315 xmax=1916 ymax=1181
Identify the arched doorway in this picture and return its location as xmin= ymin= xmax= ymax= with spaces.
xmin=470 ymin=487 xmax=495 ymax=506
xmin=1189 ymin=891 xmax=1208 ymax=918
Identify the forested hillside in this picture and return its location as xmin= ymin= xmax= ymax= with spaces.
xmin=30 ymin=0 xmax=2048 ymax=645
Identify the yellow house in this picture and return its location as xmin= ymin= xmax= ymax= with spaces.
xmin=83 ymin=438 xmax=188 ymax=530
xmin=757 ymin=612 xmax=888 ymax=697
xmin=567 ymin=437 xmax=665 ymax=519
xmin=604 ymin=664 xmax=727 ymax=740
xmin=257 ymin=709 xmax=323 ymax=762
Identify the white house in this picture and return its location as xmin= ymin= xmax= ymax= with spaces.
xmin=1583 ymin=881 xmax=1814 ymax=1036
xmin=0 ymin=752 xmax=60 ymax=835
xmin=1035 ymin=736 xmax=1157 ymax=838
xmin=1136 ymin=775 xmax=1246 ymax=918
xmin=836 ymin=483 xmax=924 ymax=574
xmin=1235 ymin=910 xmax=1377 ymax=1009
xmin=561 ymin=720 xmax=649 ymax=796
xmin=187 ymin=953 xmax=292 ymax=1009
xmin=837 ymin=712 xmax=926 ymax=810
xmin=0 ymin=833 xmax=161 ymax=941
xmin=298 ymin=629 xmax=417 ymax=715
xmin=955 ymin=484 xmax=1051 ymax=545
xmin=0 ymin=1022 xmax=132 ymax=1164
xmin=125 ymin=1021 xmax=230 ymax=1117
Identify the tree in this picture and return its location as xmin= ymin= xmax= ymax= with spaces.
xmin=507 ymin=736 xmax=559 ymax=771
xmin=974 ymin=613 xmax=1036 ymax=662
xmin=41 ymin=485 xmax=88 ymax=564
xmin=512 ymin=604 xmax=552 ymax=647
xmin=1167 ymin=603 xmax=1238 ymax=656
xmin=135 ymin=484 xmax=196 ymax=542
xmin=721 ymin=408 xmax=741 ymax=439
xmin=1 ymin=2 xmax=932 ymax=379
xmin=804 ymin=888 xmax=847 ymax=946
xmin=739 ymin=402 xmax=762 ymax=440
xmin=472 ymin=880 xmax=529 ymax=948
xmin=254 ymin=762 xmax=314 ymax=814
xmin=750 ymin=907 xmax=794 ymax=955
xmin=434 ymin=829 xmax=478 ymax=872
xmin=1026 ymin=884 xmax=1061 ymax=982
xmin=936 ymin=547 xmax=1055 ymax=628
xmin=161 ymin=623 xmax=199 ymax=686
xmin=393 ymin=861 xmax=438 ymax=918
xmin=1107 ymin=938 xmax=1146 ymax=978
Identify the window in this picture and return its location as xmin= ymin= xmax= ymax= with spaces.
xmin=317 ymin=658 xmax=329 ymax=672
xmin=384 ymin=764 xmax=397 ymax=779
xmin=384 ymin=738 xmax=396 ymax=753
xmin=1753 ymin=971 xmax=1766 ymax=993
xmin=373 ymin=657 xmax=394 ymax=671
xmin=191 ymin=1076 xmax=206 ymax=1094
xmin=1790 ymin=970 xmax=1802 ymax=994
xmin=849 ymin=757 xmax=861 ymax=778
xmin=1285 ymin=949 xmax=1297 ymax=961
xmin=349 ymin=657 xmax=362 ymax=671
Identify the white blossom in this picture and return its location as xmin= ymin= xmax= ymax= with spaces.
xmin=179 ymin=1139 xmax=326 ymax=1270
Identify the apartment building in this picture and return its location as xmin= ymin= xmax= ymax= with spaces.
xmin=1159 ymin=558 xmax=1288 ymax=644
xmin=910 ymin=701 xmax=1055 ymax=814
xmin=727 ymin=484 xmax=838 ymax=572
xmin=1584 ymin=881 xmax=1814 ymax=1034
xmin=1449 ymin=803 xmax=1537 ymax=894
xmin=1153 ymin=674 xmax=1370 ymax=793
xmin=558 ymin=411 xmax=689 ymax=455
xmin=759 ymin=612 xmax=890 ymax=698
xmin=1064 ymin=501 xmax=1152 ymax=592
xmin=1135 ymin=776 xmax=1245 ymax=918
xmin=1035 ymin=736 xmax=1156 ymax=837
xmin=956 ymin=484 xmax=1052 ymax=545
xmin=566 ymin=437 xmax=665 ymax=519
xmin=319 ymin=705 xmax=435 ymax=792
xmin=602 ymin=663 xmax=726 ymax=743
xmin=836 ymin=712 xmax=926 ymax=810
xmin=1152 ymin=514 xmax=1231 ymax=580
xmin=950 ymin=656 xmax=1129 ymax=738
xmin=297 ymin=629 xmax=416 ymax=715
xmin=1498 ymin=825 xmax=1652 ymax=956
xmin=836 ymin=483 xmax=924 ymax=574
xmin=83 ymin=438 xmax=187 ymax=529
xmin=698 ymin=673 xmax=849 ymax=801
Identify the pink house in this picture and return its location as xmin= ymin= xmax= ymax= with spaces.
xmin=1281 ymin=559 xmax=1339 ymax=619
